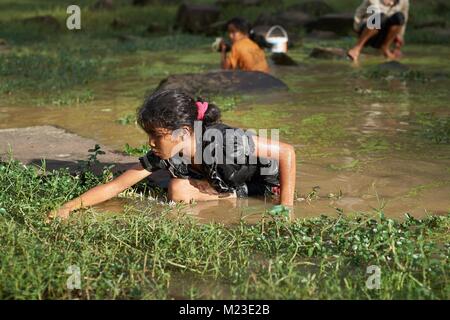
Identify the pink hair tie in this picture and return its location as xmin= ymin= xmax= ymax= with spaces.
xmin=196 ymin=101 xmax=208 ymax=120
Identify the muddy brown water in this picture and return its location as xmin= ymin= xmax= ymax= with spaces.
xmin=1 ymin=44 xmax=449 ymax=222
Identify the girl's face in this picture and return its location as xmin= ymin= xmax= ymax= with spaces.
xmin=148 ymin=127 xmax=192 ymax=160
xmin=227 ymin=24 xmax=246 ymax=43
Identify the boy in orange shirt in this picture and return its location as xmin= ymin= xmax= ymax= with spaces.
xmin=220 ymin=18 xmax=270 ymax=73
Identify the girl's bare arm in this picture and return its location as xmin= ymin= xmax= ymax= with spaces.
xmin=48 ymin=163 xmax=152 ymax=219
xmin=252 ymin=135 xmax=296 ymax=206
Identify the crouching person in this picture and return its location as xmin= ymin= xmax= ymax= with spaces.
xmin=348 ymin=0 xmax=409 ymax=62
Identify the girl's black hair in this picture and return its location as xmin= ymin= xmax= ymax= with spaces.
xmin=137 ymin=90 xmax=221 ymax=135
xmin=226 ymin=17 xmax=251 ymax=35
xmin=225 ymin=17 xmax=271 ymax=50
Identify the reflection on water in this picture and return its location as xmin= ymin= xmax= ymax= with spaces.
xmin=2 ymin=45 xmax=450 ymax=223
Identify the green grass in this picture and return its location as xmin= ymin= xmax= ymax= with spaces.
xmin=0 ymin=51 xmax=100 ymax=91
xmin=0 ymin=158 xmax=448 ymax=299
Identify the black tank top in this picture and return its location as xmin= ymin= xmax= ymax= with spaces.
xmin=139 ymin=123 xmax=279 ymax=193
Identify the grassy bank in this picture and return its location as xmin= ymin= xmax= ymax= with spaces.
xmin=0 ymin=158 xmax=448 ymax=299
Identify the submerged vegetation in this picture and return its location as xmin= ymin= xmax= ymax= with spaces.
xmin=413 ymin=113 xmax=450 ymax=145
xmin=0 ymin=158 xmax=448 ymax=299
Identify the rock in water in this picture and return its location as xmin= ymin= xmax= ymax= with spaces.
xmin=271 ymin=53 xmax=298 ymax=66
xmin=174 ymin=4 xmax=221 ymax=34
xmin=156 ymin=71 xmax=288 ymax=95
xmin=309 ymin=47 xmax=347 ymax=60
xmin=305 ymin=12 xmax=354 ymax=36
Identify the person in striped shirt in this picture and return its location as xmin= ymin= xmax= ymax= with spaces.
xmin=347 ymin=0 xmax=409 ymax=62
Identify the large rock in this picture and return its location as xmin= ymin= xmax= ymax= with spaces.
xmin=305 ymin=12 xmax=354 ymax=36
xmin=309 ymin=47 xmax=347 ymax=60
xmin=22 ymin=15 xmax=61 ymax=30
xmin=174 ymin=4 xmax=221 ymax=34
xmin=287 ymin=1 xmax=335 ymax=17
xmin=156 ymin=71 xmax=288 ymax=95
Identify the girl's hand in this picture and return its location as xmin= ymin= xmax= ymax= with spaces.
xmin=219 ymin=40 xmax=227 ymax=53
xmin=46 ymin=206 xmax=72 ymax=222
xmin=45 ymin=163 xmax=151 ymax=223
xmin=252 ymin=136 xmax=296 ymax=207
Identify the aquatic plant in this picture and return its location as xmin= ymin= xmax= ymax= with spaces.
xmin=123 ymin=143 xmax=151 ymax=156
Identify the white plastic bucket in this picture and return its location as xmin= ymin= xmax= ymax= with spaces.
xmin=265 ymin=25 xmax=288 ymax=53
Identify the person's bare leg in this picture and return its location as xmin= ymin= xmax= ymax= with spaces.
xmin=380 ymin=25 xmax=402 ymax=60
xmin=168 ymin=178 xmax=236 ymax=203
xmin=347 ymin=28 xmax=379 ymax=62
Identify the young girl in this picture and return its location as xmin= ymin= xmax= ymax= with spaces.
xmin=220 ymin=17 xmax=270 ymax=73
xmin=49 ymin=90 xmax=296 ymax=219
